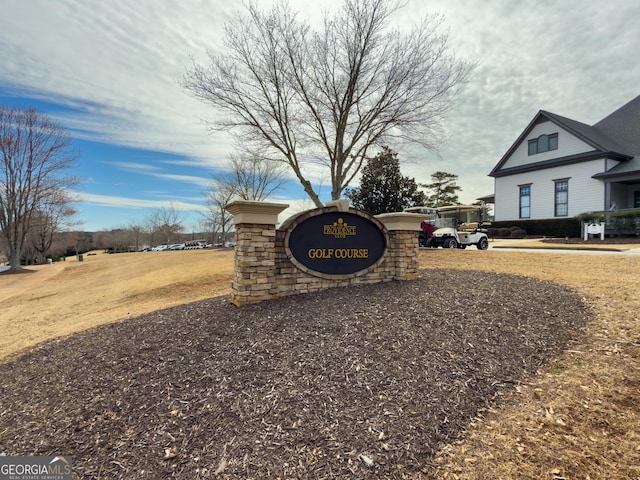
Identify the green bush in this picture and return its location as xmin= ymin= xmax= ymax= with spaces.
xmin=487 ymin=227 xmax=512 ymax=238
xmin=576 ymin=210 xmax=640 ymax=236
xmin=608 ymin=211 xmax=640 ymax=236
xmin=509 ymin=227 xmax=527 ymax=238
xmin=487 ymin=226 xmax=529 ymax=238
xmin=490 ymin=218 xmax=581 ymax=237
xmin=575 ymin=212 xmax=606 ymax=223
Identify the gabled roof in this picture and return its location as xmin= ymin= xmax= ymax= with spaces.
xmin=542 ymin=111 xmax=630 ymax=155
xmin=591 ymin=95 xmax=640 ymax=180
xmin=595 ymin=95 xmax=640 ymax=152
xmin=489 ymin=95 xmax=640 ymax=178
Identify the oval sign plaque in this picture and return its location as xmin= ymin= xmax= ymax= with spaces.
xmin=287 ymin=211 xmax=387 ymax=276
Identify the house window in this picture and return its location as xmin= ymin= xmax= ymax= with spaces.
xmin=634 ymin=191 xmax=640 ymax=208
xmin=555 ymin=180 xmax=569 ymax=216
xmin=519 ymin=185 xmax=531 ymax=219
xmin=528 ymin=133 xmax=558 ymax=155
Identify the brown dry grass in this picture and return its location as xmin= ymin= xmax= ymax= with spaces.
xmin=0 ymin=249 xmax=234 ymax=362
xmin=1 ymin=243 xmax=638 ymax=479
xmin=419 ymin=248 xmax=640 ymax=479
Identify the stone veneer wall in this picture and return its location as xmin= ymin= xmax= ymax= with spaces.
xmin=226 ymin=201 xmax=423 ymax=307
xmin=231 ymin=223 xmax=280 ymax=306
xmin=272 ymin=228 xmax=419 ymax=299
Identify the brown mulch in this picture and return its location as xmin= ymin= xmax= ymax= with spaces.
xmin=0 ymin=269 xmax=589 ymax=479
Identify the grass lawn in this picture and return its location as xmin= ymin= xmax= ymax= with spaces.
xmin=1 ymin=246 xmax=638 ymax=478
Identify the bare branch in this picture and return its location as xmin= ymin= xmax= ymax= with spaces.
xmin=183 ymin=0 xmax=472 ymax=204
xmin=215 ymin=148 xmax=289 ymax=202
xmin=0 ymin=106 xmax=79 ymax=270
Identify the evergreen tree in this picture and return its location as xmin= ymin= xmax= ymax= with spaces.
xmin=345 ymin=147 xmax=426 ymax=215
xmin=421 ymin=171 xmax=461 ymax=207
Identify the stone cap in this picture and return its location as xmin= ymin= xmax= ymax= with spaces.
xmin=325 ymin=199 xmax=350 ymax=212
xmin=375 ymin=212 xmax=425 ymax=231
xmin=226 ymin=200 xmax=290 ymax=225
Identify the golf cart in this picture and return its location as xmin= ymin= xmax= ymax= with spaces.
xmin=406 ymin=205 xmax=491 ymax=250
xmin=403 ymin=207 xmax=439 ymax=247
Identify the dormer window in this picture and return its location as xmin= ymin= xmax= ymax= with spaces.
xmin=528 ymin=133 xmax=558 ymax=155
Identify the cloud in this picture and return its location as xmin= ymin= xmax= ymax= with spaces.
xmin=111 ymin=161 xmax=211 ymax=187
xmin=75 ymin=191 xmax=207 ymax=212
xmin=0 ymin=0 xmax=236 ymax=164
xmin=396 ymin=0 xmax=640 ymax=202
xmin=2 ymin=0 xmax=639 ymax=215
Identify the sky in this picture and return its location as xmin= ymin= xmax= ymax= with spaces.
xmin=1 ymin=0 xmax=639 ymax=232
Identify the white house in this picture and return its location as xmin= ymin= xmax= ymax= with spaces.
xmin=488 ymin=95 xmax=640 ymax=222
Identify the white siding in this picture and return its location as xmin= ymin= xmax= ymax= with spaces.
xmin=502 ymin=120 xmax=594 ymax=169
xmin=494 ymin=159 xmax=607 ymax=221
xmin=605 ymin=158 xmax=620 ymax=172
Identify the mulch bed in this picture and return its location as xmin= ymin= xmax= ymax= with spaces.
xmin=0 ymin=269 xmax=589 ymax=479
xmin=541 ymin=236 xmax=640 ymax=245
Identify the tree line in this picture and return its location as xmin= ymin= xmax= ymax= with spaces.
xmin=2 ymin=0 xmax=472 ymax=268
xmin=0 ymin=105 xmax=462 ymax=266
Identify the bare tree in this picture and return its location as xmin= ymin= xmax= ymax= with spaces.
xmin=126 ymin=220 xmax=147 ymax=252
xmin=63 ymin=230 xmax=93 ymax=258
xmin=202 ymin=181 xmax=235 ymax=245
xmin=29 ymin=190 xmax=78 ymax=263
xmin=147 ymin=206 xmax=185 ymax=246
xmin=143 ymin=216 xmax=158 ymax=248
xmin=0 ymin=106 xmax=79 ymax=271
xmin=201 ymin=150 xmax=287 ymax=242
xmin=95 ymin=228 xmax=130 ymax=252
xmin=183 ymin=0 xmax=472 ymax=206
xmin=218 ymin=150 xmax=289 ymax=201
xmin=93 ymin=221 xmax=147 ymax=253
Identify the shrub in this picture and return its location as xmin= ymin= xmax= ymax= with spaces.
xmin=576 ymin=210 xmax=640 ymax=236
xmin=490 ymin=219 xmax=581 ymax=237
xmin=487 ymin=226 xmax=528 ymax=238
xmin=509 ymin=227 xmax=527 ymax=238
xmin=575 ymin=212 xmax=606 ymax=223
xmin=608 ymin=211 xmax=640 ymax=236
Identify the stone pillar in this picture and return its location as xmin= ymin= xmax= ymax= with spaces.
xmin=225 ymin=200 xmax=289 ymax=306
xmin=375 ymin=212 xmax=423 ymax=280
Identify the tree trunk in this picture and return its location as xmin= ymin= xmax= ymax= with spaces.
xmin=301 ymin=179 xmax=323 ymax=208
xmin=9 ymin=249 xmax=24 ymax=271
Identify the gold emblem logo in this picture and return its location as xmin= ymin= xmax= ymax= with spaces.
xmin=323 ymin=217 xmax=357 ymax=239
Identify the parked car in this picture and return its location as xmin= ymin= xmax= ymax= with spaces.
xmin=184 ymin=241 xmax=206 ymax=249
xmin=169 ymin=243 xmax=185 ymax=250
xmin=151 ymin=245 xmax=168 ymax=251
